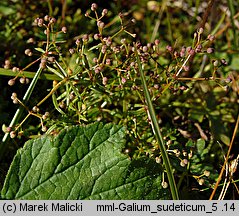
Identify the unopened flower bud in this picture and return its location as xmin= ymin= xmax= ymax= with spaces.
xmin=102 ymin=77 xmax=108 ymax=85
xmin=121 ymin=77 xmax=127 ymax=84
xmin=161 ymin=181 xmax=168 ymax=188
xmin=207 ymin=34 xmax=215 ymax=41
xmin=91 ymin=3 xmax=97 ymax=11
xmin=37 ymin=18 xmax=44 ymax=27
xmin=204 ymin=170 xmax=210 ymax=177
xmin=198 ymin=178 xmax=205 ymax=185
xmin=10 ymin=131 xmax=16 ymax=139
xmin=198 ymin=27 xmax=204 ymax=34
xmin=8 ymin=79 xmax=15 ymax=86
xmin=61 ymin=26 xmax=67 ymax=33
xmin=213 ymin=60 xmax=219 ymax=67
xmin=19 ymin=77 xmax=26 ymax=84
xmin=207 ymin=47 xmax=214 ymax=53
xmin=102 ymin=9 xmax=108 ymax=16
xmin=49 ymin=17 xmax=56 ymax=24
xmin=97 ymin=21 xmax=105 ymax=29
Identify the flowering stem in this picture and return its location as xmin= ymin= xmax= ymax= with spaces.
xmin=134 ymin=45 xmax=179 ymax=200
xmin=0 ymin=67 xmax=43 ymax=159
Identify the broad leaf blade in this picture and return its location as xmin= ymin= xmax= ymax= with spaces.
xmin=1 ymin=122 xmax=169 ymax=200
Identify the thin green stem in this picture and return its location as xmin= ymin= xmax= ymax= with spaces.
xmin=227 ymin=0 xmax=238 ymax=47
xmin=0 ymin=67 xmax=43 ymax=159
xmin=0 ymin=67 xmax=61 ymax=80
xmin=134 ymin=45 xmax=179 ymax=200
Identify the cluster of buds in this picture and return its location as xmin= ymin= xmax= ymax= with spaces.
xmin=33 ymin=15 xmax=56 ymax=28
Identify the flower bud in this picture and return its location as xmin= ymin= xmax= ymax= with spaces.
xmin=61 ymin=26 xmax=67 ymax=33
xmin=91 ymin=3 xmax=97 ymax=11
xmin=97 ymin=21 xmax=105 ymax=29
xmin=102 ymin=9 xmax=108 ymax=16
xmin=8 ymin=79 xmax=15 ymax=86
xmin=161 ymin=181 xmax=168 ymax=188
xmin=102 ymin=77 xmax=108 ymax=85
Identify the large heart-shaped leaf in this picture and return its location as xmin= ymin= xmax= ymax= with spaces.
xmin=1 ymin=122 xmax=170 ymax=199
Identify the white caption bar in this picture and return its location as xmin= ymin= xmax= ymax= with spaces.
xmin=0 ymin=200 xmax=238 ymax=216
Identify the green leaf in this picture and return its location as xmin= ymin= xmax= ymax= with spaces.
xmin=34 ymin=47 xmax=45 ymax=53
xmin=1 ymin=122 xmax=169 ymax=200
